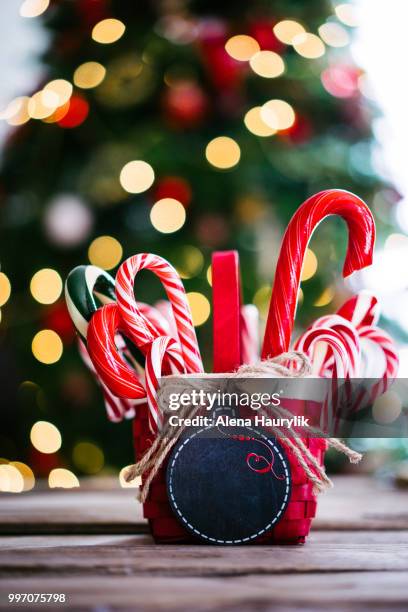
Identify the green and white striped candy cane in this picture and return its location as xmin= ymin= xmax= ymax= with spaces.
xmin=65 ymin=265 xmax=116 ymax=342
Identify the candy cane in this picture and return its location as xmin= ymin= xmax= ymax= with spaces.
xmin=116 ymin=254 xmax=203 ymax=373
xmin=353 ymin=325 xmax=399 ymax=408
xmin=78 ymin=338 xmax=136 ymax=422
xmin=294 ymin=326 xmax=354 ymax=432
xmin=262 ymin=190 xmax=375 ymax=358
xmin=240 ymin=304 xmax=260 ymax=365
xmin=144 ymin=336 xmax=185 ymax=431
xmin=313 ymin=292 xmax=380 ymax=377
xmin=337 ymin=291 xmax=380 ymax=328
xmin=307 ymin=314 xmax=361 ymax=377
xmin=87 ymin=303 xmax=147 ymax=400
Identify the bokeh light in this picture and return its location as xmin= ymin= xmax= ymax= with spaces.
xmin=314 ymin=286 xmax=334 ymax=307
xmin=150 ymin=198 xmax=186 ymax=233
xmin=92 ymin=19 xmax=126 ymax=44
xmin=74 ymin=62 xmax=106 ymax=89
xmin=28 ymin=91 xmax=55 ymax=120
xmin=335 ymin=3 xmax=359 ymax=27
xmin=10 ymin=462 xmax=35 ymax=492
xmin=48 ymin=468 xmax=80 ymax=489
xmin=249 ymin=51 xmax=284 ymax=78
xmin=225 ymin=35 xmax=260 ymax=61
xmin=30 ymin=420 xmax=62 ymax=454
xmin=206 ymin=265 xmax=212 ymax=286
xmin=19 ymin=0 xmax=49 ymax=18
xmin=293 ymin=33 xmax=325 ymax=58
xmin=30 ymin=268 xmax=63 ymax=305
xmin=372 ymin=391 xmax=402 ymax=424
xmin=1 ymin=97 xmax=30 ymax=126
xmin=244 ymin=107 xmax=276 ymax=137
xmin=273 ymin=20 xmax=305 ymax=45
xmin=43 ymin=79 xmax=73 ymax=106
xmin=176 ymin=246 xmax=204 ymax=278
xmin=301 ymin=248 xmax=318 ymax=281
xmin=32 ymin=330 xmax=63 ymax=364
xmin=72 ymin=441 xmax=104 ymax=474
xmin=88 ymin=236 xmax=123 ymax=270
xmin=0 ymin=273 xmax=11 ymax=307
xmin=252 ymin=285 xmax=272 ymax=317
xmin=187 ymin=292 xmax=210 ymax=326
xmin=119 ymin=466 xmax=141 ymax=488
xmin=205 ymin=136 xmax=241 ymax=169
xmin=120 ymin=160 xmax=155 ymax=194
xmin=261 ymin=99 xmax=295 ymax=131
xmin=318 ymin=22 xmax=350 ymax=47
xmin=0 ymin=464 xmax=24 ymax=493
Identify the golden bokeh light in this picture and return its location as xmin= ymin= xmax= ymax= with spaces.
xmin=49 ymin=468 xmax=80 ymax=489
xmin=30 ymin=268 xmax=63 ymax=305
xmin=88 ymin=235 xmax=123 ymax=270
xmin=261 ymin=99 xmax=295 ymax=131
xmin=244 ymin=106 xmax=277 ymax=137
xmin=252 ymin=285 xmax=272 ymax=317
xmin=206 ymin=265 xmax=212 ymax=286
xmin=293 ymin=33 xmax=325 ymax=59
xmin=10 ymin=462 xmax=35 ymax=492
xmin=32 ymin=330 xmax=63 ymax=364
xmin=273 ymin=20 xmax=305 ymax=45
xmin=0 ymin=464 xmax=24 ymax=493
xmin=74 ymin=61 xmax=106 ymax=89
xmin=1 ymin=96 xmax=30 ymax=126
xmin=205 ymin=136 xmax=241 ymax=169
xmin=225 ymin=35 xmax=260 ymax=61
xmin=119 ymin=466 xmax=141 ymax=488
xmin=301 ymin=248 xmax=318 ymax=281
xmin=335 ymin=3 xmax=359 ymax=27
xmin=43 ymin=79 xmax=73 ymax=106
xmin=30 ymin=420 xmax=62 ymax=454
xmin=28 ymin=91 xmax=56 ymax=120
xmin=150 ymin=198 xmax=186 ymax=234
xmin=187 ymin=292 xmax=211 ymax=326
xmin=72 ymin=441 xmax=104 ymax=474
xmin=92 ymin=18 xmax=126 ymax=44
xmin=318 ymin=22 xmax=350 ymax=47
xmin=372 ymin=391 xmax=402 ymax=424
xmin=19 ymin=0 xmax=49 ymax=18
xmin=0 ymin=273 xmax=11 ymax=307
xmin=119 ymin=160 xmax=155 ymax=194
xmin=176 ymin=246 xmax=204 ymax=278
xmin=249 ymin=51 xmax=285 ymax=78
xmin=314 ymin=286 xmax=334 ymax=307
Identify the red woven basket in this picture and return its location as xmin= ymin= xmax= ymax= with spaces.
xmin=133 ymin=412 xmax=327 ymax=544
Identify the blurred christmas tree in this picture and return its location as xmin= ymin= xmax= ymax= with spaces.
xmin=0 ymin=0 xmax=389 ymax=477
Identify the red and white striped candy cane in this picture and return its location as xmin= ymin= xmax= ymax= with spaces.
xmin=294 ymin=326 xmax=355 ymax=431
xmin=337 ymin=291 xmax=379 ymax=328
xmin=240 ymin=304 xmax=260 ymax=365
xmin=307 ymin=314 xmax=361 ymax=377
xmin=116 ymin=254 xmax=203 ymax=373
xmin=354 ymin=325 xmax=399 ymax=407
xmin=262 ymin=190 xmax=375 ymax=359
xmin=144 ymin=336 xmax=185 ymax=432
xmin=78 ymin=338 xmax=136 ymax=422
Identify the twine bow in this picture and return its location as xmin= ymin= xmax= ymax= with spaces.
xmin=125 ymin=352 xmax=362 ymax=502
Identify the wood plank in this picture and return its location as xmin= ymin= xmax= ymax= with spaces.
xmin=0 ymin=476 xmax=407 ymax=534
xmin=0 ymin=532 xmax=407 ymax=576
xmin=0 ymin=572 xmax=407 ymax=610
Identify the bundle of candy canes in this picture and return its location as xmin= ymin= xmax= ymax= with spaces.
xmin=65 ymin=189 xmax=399 ymax=437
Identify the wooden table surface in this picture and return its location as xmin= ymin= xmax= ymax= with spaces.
xmin=0 ymin=475 xmax=407 ymax=611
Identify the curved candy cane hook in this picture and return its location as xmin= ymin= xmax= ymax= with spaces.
xmin=262 ymin=189 xmax=375 ymax=358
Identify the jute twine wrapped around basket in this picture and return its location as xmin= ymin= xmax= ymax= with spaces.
xmin=127 ymin=352 xmax=361 ymax=544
